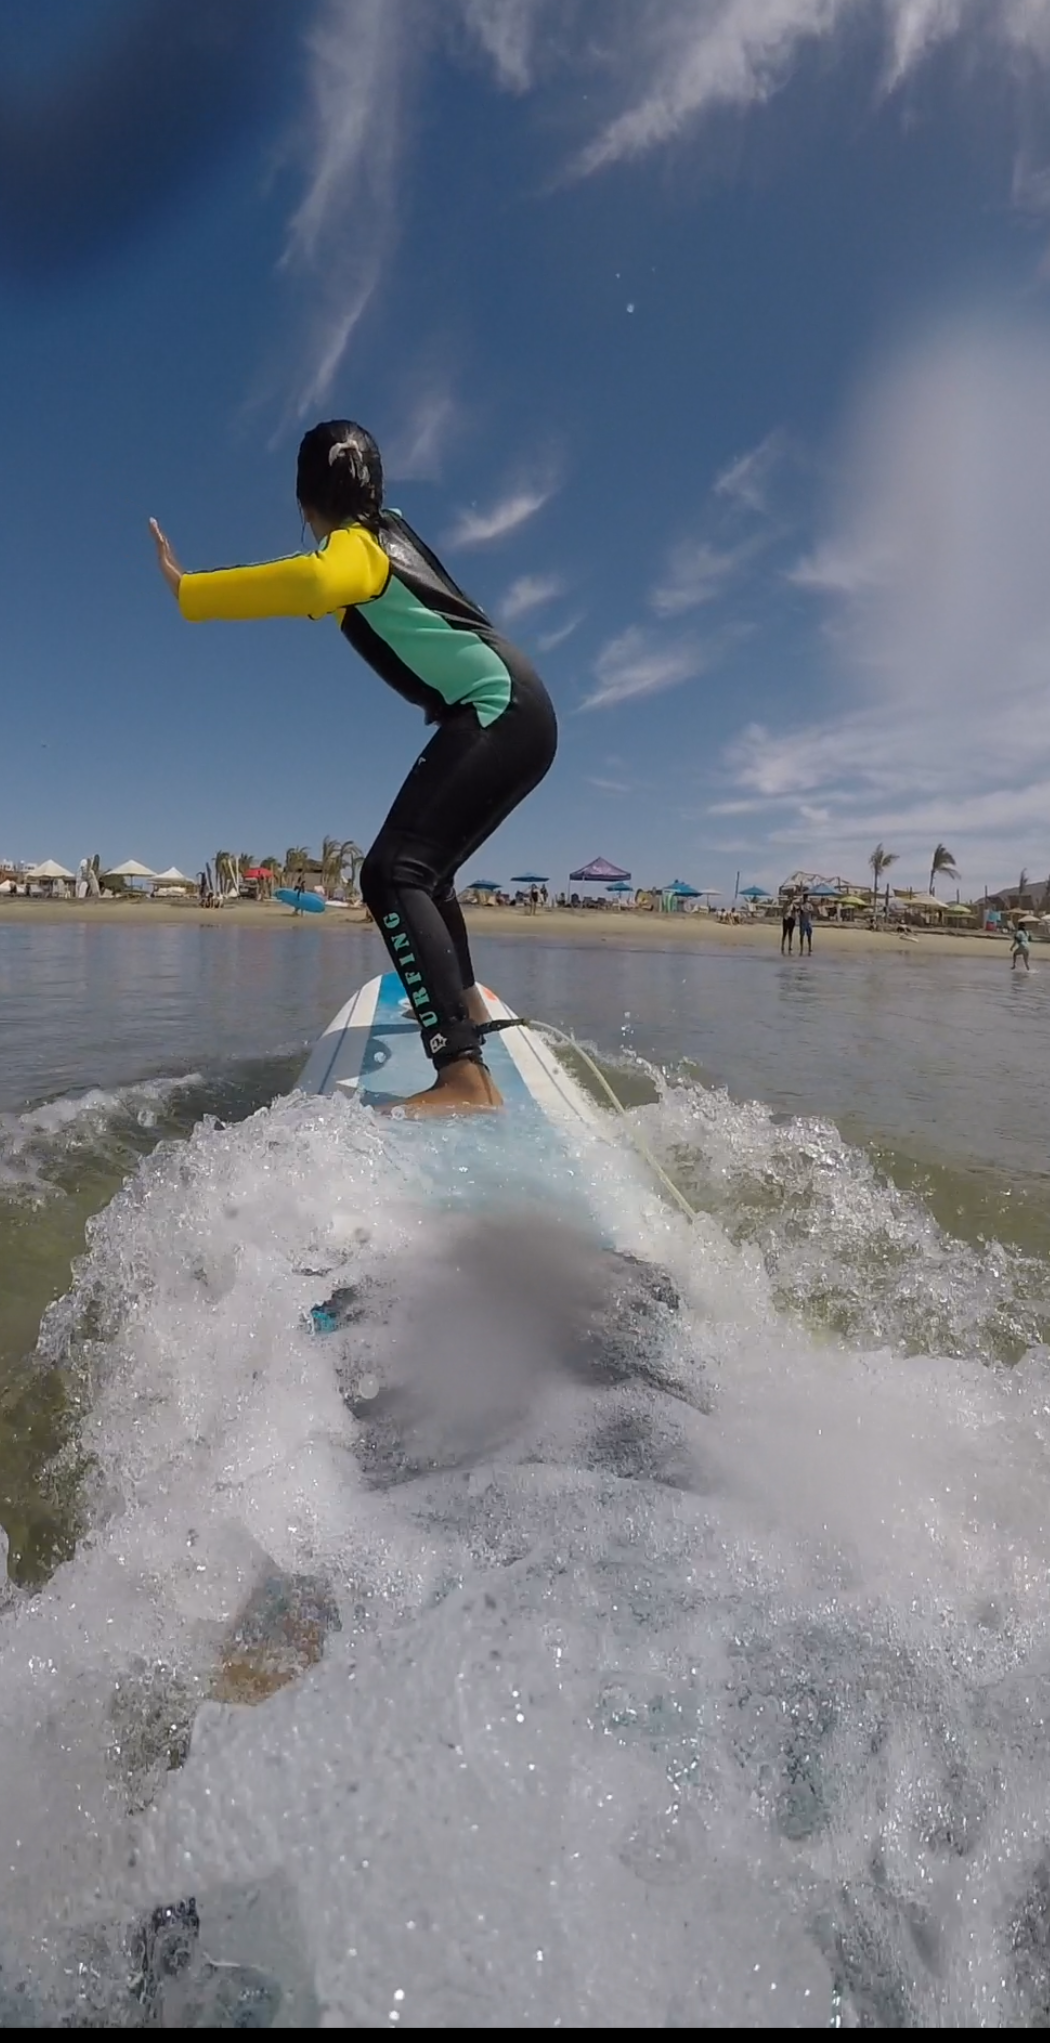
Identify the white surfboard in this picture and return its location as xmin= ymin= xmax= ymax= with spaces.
xmin=297 ymin=970 xmax=606 ymax=1142
xmin=296 ymin=974 xmax=671 ymax=1344
xmin=297 ymin=974 xmax=624 ymax=1337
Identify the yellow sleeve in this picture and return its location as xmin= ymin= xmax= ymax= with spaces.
xmin=177 ymin=524 xmax=389 ymax=622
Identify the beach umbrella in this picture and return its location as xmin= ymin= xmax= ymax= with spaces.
xmin=569 ymin=857 xmax=631 ymax=882
xmin=739 ymin=885 xmax=771 ymax=900
xmin=102 ymin=858 xmax=158 ymax=896
xmin=25 ymin=859 xmax=75 ymax=880
xmin=836 ymin=896 xmax=868 ymax=909
xmin=467 ymin=878 xmax=501 ymax=892
xmin=154 ymin=866 xmax=192 ymax=884
xmin=606 ymin=879 xmax=633 ymax=894
xmin=103 ymin=858 xmax=157 ymax=879
xmin=510 ymin=872 xmax=549 ymax=884
xmin=806 ymin=883 xmax=842 ymax=898
xmin=667 ymin=880 xmax=701 ymax=898
xmin=943 ymin=902 xmax=974 ymax=916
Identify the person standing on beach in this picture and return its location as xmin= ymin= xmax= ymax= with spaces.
xmin=1011 ymin=924 xmax=1031 ymax=971
xmin=781 ymin=898 xmax=797 ymax=954
xmin=150 ymin=420 xmax=557 ymax=1114
xmin=798 ymin=898 xmax=813 ymax=956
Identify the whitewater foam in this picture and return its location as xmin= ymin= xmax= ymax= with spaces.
xmin=0 ymin=1074 xmax=203 ymax=1199
xmin=638 ymin=1073 xmax=1050 ymax=1364
xmin=3 ymin=1074 xmax=1050 ymax=2023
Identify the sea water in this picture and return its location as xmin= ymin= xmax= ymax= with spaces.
xmin=1 ymin=924 xmax=1050 ymax=2025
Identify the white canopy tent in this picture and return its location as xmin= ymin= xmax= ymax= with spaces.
xmin=24 ymin=858 xmax=76 ymax=899
xmin=153 ymin=866 xmax=196 ymax=896
xmin=103 ymin=859 xmax=157 ymax=880
xmin=102 ymin=859 xmax=158 ymax=895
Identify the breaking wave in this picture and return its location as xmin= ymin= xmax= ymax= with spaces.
xmin=1 ymin=1066 xmax=1050 ymax=2024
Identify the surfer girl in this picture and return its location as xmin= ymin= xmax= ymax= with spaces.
xmin=150 ymin=421 xmax=557 ymax=1114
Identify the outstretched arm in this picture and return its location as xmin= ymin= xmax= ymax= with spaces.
xmin=148 ymin=520 xmax=389 ymax=621
xmin=149 ymin=518 xmax=184 ymax=599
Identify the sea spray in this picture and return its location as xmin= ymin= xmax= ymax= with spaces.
xmin=637 ymin=1071 xmax=1050 ymax=1364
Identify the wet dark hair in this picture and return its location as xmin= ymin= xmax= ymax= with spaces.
xmin=296 ymin=420 xmax=384 ymax=530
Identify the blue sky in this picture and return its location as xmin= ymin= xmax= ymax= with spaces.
xmin=5 ymin=1 xmax=1050 ymax=898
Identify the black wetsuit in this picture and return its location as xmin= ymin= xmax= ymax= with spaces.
xmin=360 ymin=667 xmax=556 ymax=1065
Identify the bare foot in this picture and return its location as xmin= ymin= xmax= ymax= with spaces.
xmin=382 ymin=1058 xmax=503 ymax=1117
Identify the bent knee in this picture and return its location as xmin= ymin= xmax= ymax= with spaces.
xmin=360 ymin=842 xmax=438 ymax=906
xmin=359 ymin=849 xmax=385 ymax=908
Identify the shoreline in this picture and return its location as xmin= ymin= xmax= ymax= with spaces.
xmin=0 ymin=897 xmax=1022 ymax=960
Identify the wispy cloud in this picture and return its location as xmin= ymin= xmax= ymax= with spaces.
xmin=587 ymin=775 xmax=633 ymax=793
xmin=651 ymin=536 xmax=759 ymax=616
xmin=385 ymin=388 xmax=457 ymax=481
xmin=1012 ymin=149 xmax=1050 ymax=218
xmin=537 ymin=614 xmax=584 ymax=652
xmin=718 ymin=320 xmax=1050 ymax=886
xmin=707 ymin=797 xmax=770 ymax=817
xmin=714 ymin=430 xmax=789 ymax=514
xmin=457 ymin=0 xmax=552 ymax=92
xmin=446 ymin=482 xmax=556 ymax=549
xmin=281 ymin=0 xmax=414 ymax=413
xmin=581 ymin=625 xmax=706 ymax=711
xmin=569 ymin=2 xmax=1050 ymax=179
xmin=499 ymin=572 xmax=564 ymax=620
xmin=277 ymin=4 xmax=1050 ymax=412
xmin=785 ymin=542 xmax=887 ymax=595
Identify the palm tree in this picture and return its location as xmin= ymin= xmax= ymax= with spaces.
xmin=869 ymin=842 xmax=898 ymax=918
xmin=928 ymin=842 xmax=959 ymax=898
xmin=339 ymin=838 xmax=364 ymax=900
xmin=319 ymin=835 xmax=343 ymax=896
xmin=1018 ymin=866 xmax=1030 ymax=909
xmin=214 ymin=850 xmax=238 ymax=900
xmin=257 ymin=855 xmax=281 ymax=901
xmin=317 ymin=835 xmax=365 ymax=899
xmin=283 ymin=846 xmax=310 ymax=885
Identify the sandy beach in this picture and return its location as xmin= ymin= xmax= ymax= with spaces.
xmin=0 ymin=895 xmax=1019 ymax=960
